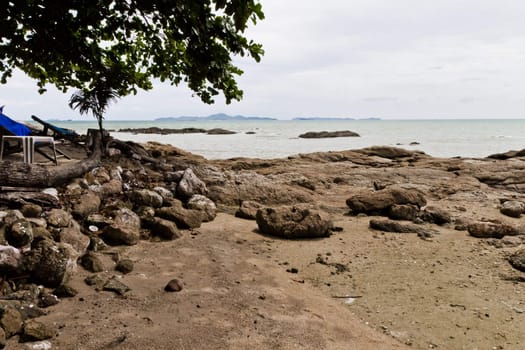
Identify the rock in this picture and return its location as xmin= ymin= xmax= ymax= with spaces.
xmin=256 ymin=205 xmax=333 ymax=239
xmin=103 ymin=277 xmax=130 ymax=295
xmin=20 ymin=204 xmax=42 ymax=218
xmin=85 ymin=213 xmax=112 ymax=229
xmin=419 ymin=206 xmax=451 ymax=225
xmin=0 ymin=245 xmax=21 ymax=272
xmin=164 ymin=171 xmax=184 ymax=183
xmin=53 ymin=283 xmax=78 ymax=298
xmin=58 ymin=226 xmax=90 ymax=256
xmin=97 ymin=179 xmax=123 ymax=198
xmin=89 ymin=167 xmax=111 ymax=184
xmin=101 ymin=208 xmax=141 ymax=245
xmin=206 ymin=128 xmax=236 ymax=135
xmin=187 ymin=195 xmax=216 ymax=222
xmin=298 ymin=130 xmax=360 ymax=138
xmin=0 ymin=327 xmax=5 ymax=349
xmin=115 ymin=259 xmax=134 ymax=274
xmin=155 ymin=202 xmax=204 ymax=229
xmin=129 ymin=189 xmax=163 ymax=208
xmin=37 ymin=292 xmax=59 ymax=308
xmin=346 ymin=186 xmax=427 ymax=215
xmin=235 ymin=200 xmax=264 ymax=220
xmin=467 ymin=221 xmax=524 ymax=239
xmin=146 ymin=217 xmax=181 ymax=240
xmin=176 ymin=168 xmax=207 ymax=200
xmin=22 ymin=319 xmax=56 ymax=341
xmin=369 ymin=219 xmax=426 ymax=234
xmin=72 ymin=191 xmax=101 ymax=219
xmin=80 ymin=252 xmax=105 ymax=273
xmin=84 ymin=274 xmax=108 ymax=290
xmin=508 ymin=249 xmax=525 ymax=272
xmin=5 ymin=220 xmax=33 ymax=248
xmin=0 ymin=305 xmax=22 ymax=338
xmin=23 ymin=239 xmax=77 ymax=287
xmin=388 ymin=204 xmax=419 ymax=221
xmin=153 ymin=186 xmax=174 ymax=203
xmin=356 ymin=146 xmax=424 ymax=159
xmin=164 ymin=279 xmax=183 ymax=292
xmin=3 ymin=210 xmax=24 ymax=226
xmin=500 ymin=200 xmax=525 ymax=218
xmin=45 ymin=209 xmax=72 ymax=228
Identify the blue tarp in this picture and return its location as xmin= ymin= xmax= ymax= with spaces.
xmin=0 ymin=106 xmax=32 ymax=136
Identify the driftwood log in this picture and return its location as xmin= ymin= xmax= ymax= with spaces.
xmin=0 ymin=132 xmax=102 ymax=188
xmin=0 ymin=132 xmax=160 ymax=188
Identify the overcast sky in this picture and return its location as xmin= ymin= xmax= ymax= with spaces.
xmin=1 ymin=0 xmax=525 ymax=120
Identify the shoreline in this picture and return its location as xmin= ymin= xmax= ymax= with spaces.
xmin=1 ymin=142 xmax=524 ymax=349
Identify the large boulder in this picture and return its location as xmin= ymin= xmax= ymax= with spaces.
xmin=155 ymin=201 xmax=204 ymax=229
xmin=256 ymin=205 xmax=333 ymax=239
xmin=346 ymin=186 xmax=426 ymax=215
xmin=23 ymin=239 xmax=77 ymax=287
xmin=101 ymin=208 xmax=141 ymax=245
xmin=187 ymin=195 xmax=216 ymax=222
xmin=72 ymin=191 xmax=101 ymax=219
xmin=176 ymin=168 xmax=207 ymax=200
xmin=129 ymin=189 xmax=163 ymax=208
xmin=500 ymin=200 xmax=525 ymax=218
xmin=468 ymin=221 xmax=524 ymax=239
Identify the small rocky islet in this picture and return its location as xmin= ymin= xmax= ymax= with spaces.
xmin=0 ymin=141 xmax=525 ymax=348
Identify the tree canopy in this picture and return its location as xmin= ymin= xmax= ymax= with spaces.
xmin=0 ymin=0 xmax=264 ymax=104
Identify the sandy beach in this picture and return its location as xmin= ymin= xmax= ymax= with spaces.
xmin=1 ymin=141 xmax=524 ymax=349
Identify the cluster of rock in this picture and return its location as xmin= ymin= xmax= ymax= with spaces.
xmin=0 ymin=163 xmax=216 ymax=346
xmin=345 ymin=183 xmax=525 ymax=270
xmin=118 ymin=127 xmax=236 ymax=135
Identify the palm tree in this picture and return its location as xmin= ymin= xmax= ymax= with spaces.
xmin=69 ymin=85 xmax=119 ymax=147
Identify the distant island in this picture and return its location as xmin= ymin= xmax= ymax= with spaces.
xmin=293 ymin=117 xmax=381 ymax=121
xmin=154 ymin=113 xmax=276 ymax=121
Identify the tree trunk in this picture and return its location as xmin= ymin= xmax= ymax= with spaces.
xmin=0 ymin=132 xmax=102 ymax=188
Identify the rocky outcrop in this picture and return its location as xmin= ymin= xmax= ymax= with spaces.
xmin=346 ymin=186 xmax=427 ymax=215
xmin=299 ymin=130 xmax=359 ymax=138
xmin=207 ymin=128 xmax=236 ymax=135
xmin=256 ymin=205 xmax=333 ymax=239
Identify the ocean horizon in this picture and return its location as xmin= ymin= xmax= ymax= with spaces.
xmin=37 ymin=118 xmax=525 ymax=160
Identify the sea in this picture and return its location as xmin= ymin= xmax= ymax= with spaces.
xmin=42 ymin=119 xmax=525 ymax=160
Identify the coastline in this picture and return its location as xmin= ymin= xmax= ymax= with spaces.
xmin=1 ymin=140 xmax=524 ymax=349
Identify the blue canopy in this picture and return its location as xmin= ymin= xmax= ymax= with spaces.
xmin=0 ymin=106 xmax=32 ymax=136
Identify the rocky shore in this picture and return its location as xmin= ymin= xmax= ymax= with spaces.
xmin=0 ymin=142 xmax=524 ymax=349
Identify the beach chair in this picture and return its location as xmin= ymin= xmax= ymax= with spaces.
xmin=31 ymin=115 xmax=80 ymax=143
xmin=0 ymin=107 xmax=69 ymax=165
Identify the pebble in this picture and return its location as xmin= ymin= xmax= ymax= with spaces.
xmin=164 ymin=279 xmax=183 ymax=292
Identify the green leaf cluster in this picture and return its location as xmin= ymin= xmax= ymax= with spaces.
xmin=0 ymin=0 xmax=265 ymax=104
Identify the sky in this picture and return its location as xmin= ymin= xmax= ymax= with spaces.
xmin=1 ymin=0 xmax=525 ymax=120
